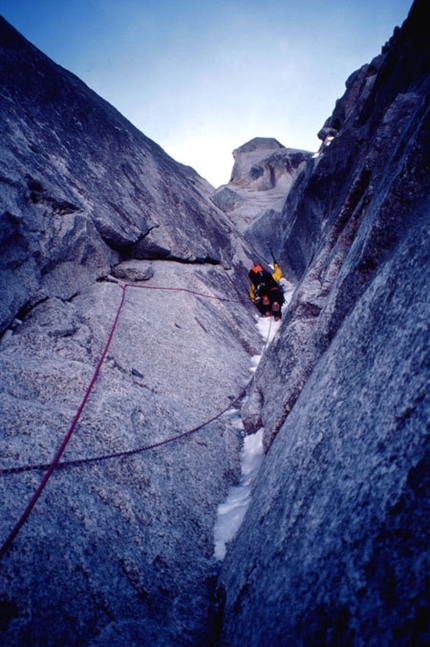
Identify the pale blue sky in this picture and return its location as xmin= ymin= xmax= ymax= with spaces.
xmin=0 ymin=0 xmax=414 ymax=186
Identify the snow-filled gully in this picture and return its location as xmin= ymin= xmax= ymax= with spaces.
xmin=213 ymin=279 xmax=294 ymax=561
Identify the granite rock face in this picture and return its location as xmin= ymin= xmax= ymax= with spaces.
xmin=212 ymin=139 xmax=311 ymax=208
xmin=0 ymin=16 xmax=261 ymax=646
xmin=219 ymin=210 xmax=429 ymax=645
xmin=229 ymin=137 xmax=309 ymax=191
xmin=218 ymin=1 xmax=430 ymax=644
xmin=211 ymin=137 xmax=312 ymax=261
xmin=0 ymin=262 xmax=261 ymax=646
xmin=1 ymin=1 xmax=429 ymax=645
xmin=0 ymin=16 xmax=246 ymax=335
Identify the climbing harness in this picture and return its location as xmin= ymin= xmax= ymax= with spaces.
xmin=0 ymin=278 xmax=265 ymax=559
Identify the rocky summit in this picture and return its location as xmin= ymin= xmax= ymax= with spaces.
xmin=211 ymin=138 xmax=312 ymax=262
xmin=0 ymin=1 xmax=429 ymax=645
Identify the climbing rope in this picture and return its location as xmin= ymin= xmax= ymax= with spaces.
xmin=117 ymin=280 xmax=253 ymax=305
xmin=0 ymin=277 xmax=271 ymax=559
xmin=0 ymin=283 xmax=127 ymax=560
xmin=0 ymin=383 xmax=250 ymax=476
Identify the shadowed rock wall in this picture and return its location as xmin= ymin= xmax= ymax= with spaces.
xmin=0 ymin=16 xmax=250 ymax=335
xmin=218 ymin=1 xmax=430 ymax=644
xmin=0 ymin=15 xmax=261 ymax=646
xmin=1 ymin=1 xmax=429 ymax=644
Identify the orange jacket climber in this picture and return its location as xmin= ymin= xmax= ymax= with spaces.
xmin=249 ymin=262 xmax=284 ymax=320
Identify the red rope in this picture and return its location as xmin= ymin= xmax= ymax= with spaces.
xmin=115 ymin=280 xmax=253 ymax=305
xmin=0 ymin=284 xmax=127 ymax=560
xmin=0 ymin=383 xmax=250 ymax=475
xmin=0 ymin=278 xmax=259 ymax=559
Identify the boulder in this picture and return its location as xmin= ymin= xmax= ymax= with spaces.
xmin=111 ymin=260 xmax=154 ymax=282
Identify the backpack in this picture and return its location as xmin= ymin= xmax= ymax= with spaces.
xmin=249 ymin=265 xmax=277 ymax=298
xmin=249 ymin=264 xmax=269 ymax=283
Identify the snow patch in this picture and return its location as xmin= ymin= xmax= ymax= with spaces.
xmin=249 ymin=354 xmax=262 ymax=373
xmin=254 ymin=278 xmax=295 ymax=346
xmin=213 ymin=276 xmax=296 ymax=561
xmin=214 ymin=423 xmax=264 ymax=561
xmin=255 ymin=313 xmax=280 ymax=345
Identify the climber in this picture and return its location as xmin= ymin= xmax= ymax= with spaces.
xmin=249 ymin=261 xmax=284 ymax=320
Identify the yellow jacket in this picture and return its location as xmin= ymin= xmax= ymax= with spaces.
xmin=249 ymin=262 xmax=283 ymax=303
xmin=272 ymin=262 xmax=283 ymax=282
